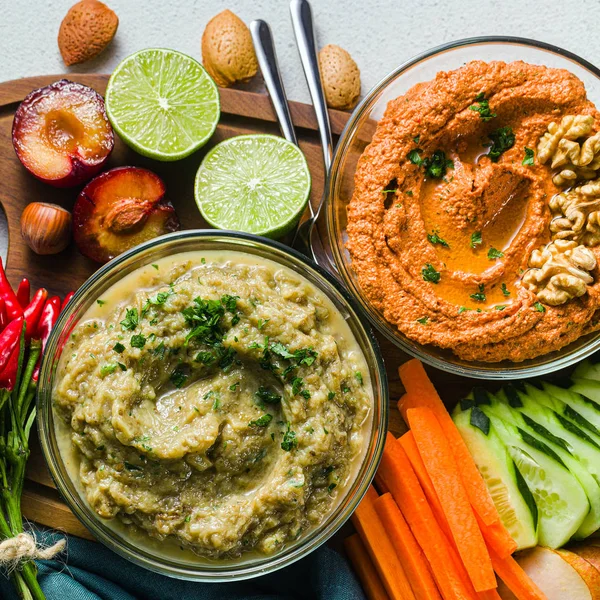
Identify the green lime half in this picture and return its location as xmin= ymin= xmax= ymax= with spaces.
xmin=194 ymin=134 xmax=311 ymax=238
xmin=105 ymin=48 xmax=220 ymax=161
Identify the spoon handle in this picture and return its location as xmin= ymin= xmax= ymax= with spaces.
xmin=250 ymin=19 xmax=298 ymax=146
xmin=289 ymin=0 xmax=333 ymax=175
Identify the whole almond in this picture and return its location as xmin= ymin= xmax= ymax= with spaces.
xmin=201 ymin=10 xmax=258 ymax=87
xmin=319 ymin=44 xmax=361 ymax=110
xmin=58 ymin=0 xmax=118 ymax=66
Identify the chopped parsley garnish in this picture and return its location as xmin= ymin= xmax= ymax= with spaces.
xmin=405 ymin=190 xmax=414 ymax=197
xmin=495 ymin=305 xmax=507 ymax=311
xmin=417 ymin=316 xmax=429 ymax=324
xmin=170 ymin=367 xmax=188 ymax=389
xmin=113 ymin=342 xmax=125 ymax=354
xmin=470 ymin=284 xmax=486 ymax=303
xmin=408 ymin=149 xmax=423 ymax=166
xmin=152 ymin=264 xmax=159 ymax=270
xmin=522 ymin=147 xmax=535 ymax=166
xmin=487 ymin=247 xmax=505 ymax=260
xmin=470 ymin=231 xmax=482 ymax=248
xmin=96 ymin=299 xmax=106 ymax=306
xmin=281 ymin=423 xmax=298 ymax=451
xmin=117 ymin=362 xmax=127 ymax=371
xmin=413 ymin=135 xmax=421 ymax=144
xmin=250 ymin=414 xmax=273 ymax=428
xmin=130 ymin=334 xmax=146 ymax=349
xmin=421 ymin=263 xmax=441 ymax=284
xmin=327 ymin=391 xmax=335 ymax=401
xmin=469 ymin=92 xmax=497 ymax=122
xmin=458 ymin=306 xmax=469 ymax=314
xmin=534 ymin=302 xmax=546 ymax=313
xmin=229 ymin=382 xmax=240 ymax=391
xmin=427 ymin=231 xmax=449 ymax=248
xmin=423 ymin=150 xmax=454 ymax=179
xmin=100 ymin=363 xmax=117 ymax=377
xmin=300 ymin=389 xmax=311 ymax=400
xmin=255 ymin=386 xmax=282 ymax=404
xmin=153 ymin=341 xmax=166 ymax=360
xmin=355 ymin=371 xmax=363 ymax=385
xmin=195 ymin=350 xmax=214 ymax=365
xmin=328 ymin=483 xmax=337 ymax=494
xmin=120 ymin=308 xmax=139 ymax=331
xmin=487 ymin=126 xmax=515 ymax=162
xmin=501 ymin=283 xmax=510 ymax=297
xmin=124 ymin=461 xmax=142 ymax=472
xmin=292 ymin=377 xmax=304 ymax=395
xmin=257 ymin=319 xmax=269 ymax=330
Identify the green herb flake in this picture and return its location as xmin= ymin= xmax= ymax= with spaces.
xmin=408 ymin=149 xmax=423 ymax=166
xmin=170 ymin=367 xmax=188 ymax=389
xmin=469 ymin=93 xmax=497 ymax=122
xmin=423 ymin=150 xmax=454 ymax=179
xmin=355 ymin=371 xmax=363 ymax=385
xmin=495 ymin=305 xmax=507 ymax=311
xmin=151 ymin=264 xmax=159 ymax=270
xmin=470 ymin=284 xmax=486 ymax=303
xmin=522 ymin=147 xmax=535 ymax=166
xmin=96 ymin=299 xmax=107 ymax=306
xmin=256 ymin=386 xmax=282 ymax=405
xmin=501 ymin=283 xmax=510 ymax=297
xmin=427 ymin=231 xmax=450 ymax=248
xmin=100 ymin=363 xmax=118 ymax=377
xmin=113 ymin=342 xmax=126 ymax=354
xmin=405 ymin=190 xmax=414 ymax=197
xmin=124 ymin=461 xmax=143 ymax=472
xmin=327 ymin=391 xmax=335 ymax=401
xmin=300 ymin=389 xmax=311 ymax=400
xmin=416 ymin=316 xmax=429 ymax=325
xmin=130 ymin=334 xmax=146 ymax=349
xmin=120 ymin=308 xmax=139 ymax=331
xmin=487 ymin=126 xmax=515 ymax=162
xmin=257 ymin=318 xmax=270 ymax=330
xmin=117 ymin=362 xmax=127 ymax=371
xmin=534 ymin=302 xmax=546 ymax=313
xmin=470 ymin=231 xmax=482 ymax=248
xmin=250 ymin=414 xmax=273 ymax=428
xmin=487 ymin=247 xmax=505 ymax=260
xmin=458 ymin=306 xmax=470 ymax=314
xmin=281 ymin=423 xmax=298 ymax=451
xmin=291 ymin=377 xmax=304 ymax=395
xmin=421 ymin=263 xmax=441 ymax=284
xmin=229 ymin=382 xmax=239 ymax=391
xmin=413 ymin=135 xmax=421 ymax=144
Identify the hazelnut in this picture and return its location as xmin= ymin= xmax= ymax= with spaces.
xmin=21 ymin=203 xmax=72 ymax=255
xmin=201 ymin=10 xmax=258 ymax=87
xmin=318 ymin=44 xmax=361 ymax=110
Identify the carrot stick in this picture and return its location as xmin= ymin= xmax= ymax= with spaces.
xmin=352 ymin=485 xmax=416 ymax=600
xmin=378 ymin=433 xmax=478 ymax=600
xmin=374 ymin=493 xmax=442 ymax=600
xmin=398 ymin=360 xmax=517 ymax=558
xmin=399 ymin=432 xmax=453 ymax=540
xmin=407 ymin=407 xmax=496 ymax=592
xmin=344 ymin=534 xmax=390 ymax=600
xmin=488 ymin=546 xmax=547 ymax=600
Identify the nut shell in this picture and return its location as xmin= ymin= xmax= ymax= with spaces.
xmin=21 ymin=203 xmax=72 ymax=255
xmin=201 ymin=10 xmax=258 ymax=87
xmin=58 ymin=0 xmax=118 ymax=66
xmin=318 ymin=44 xmax=361 ymax=110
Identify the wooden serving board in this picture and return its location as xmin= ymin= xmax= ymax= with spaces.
xmin=0 ymin=74 xmax=478 ymax=541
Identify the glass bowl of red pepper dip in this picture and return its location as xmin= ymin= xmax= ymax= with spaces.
xmin=36 ymin=230 xmax=388 ymax=582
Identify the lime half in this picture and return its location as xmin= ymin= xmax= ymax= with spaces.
xmin=105 ymin=48 xmax=220 ymax=161
xmin=194 ymin=134 xmax=311 ymax=238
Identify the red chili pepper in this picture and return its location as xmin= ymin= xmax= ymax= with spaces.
xmin=23 ymin=288 xmax=48 ymax=340
xmin=0 ymin=298 xmax=7 ymax=332
xmin=32 ymin=297 xmax=61 ymax=382
xmin=61 ymin=291 xmax=75 ymax=311
xmin=0 ymin=259 xmax=23 ymax=321
xmin=0 ymin=336 xmax=20 ymax=392
xmin=0 ymin=317 xmax=24 ymax=386
xmin=16 ymin=279 xmax=30 ymax=309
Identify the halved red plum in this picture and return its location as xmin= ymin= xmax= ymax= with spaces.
xmin=73 ymin=166 xmax=180 ymax=263
xmin=12 ymin=79 xmax=114 ymax=188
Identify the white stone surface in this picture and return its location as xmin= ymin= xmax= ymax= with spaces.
xmin=2 ymin=0 xmax=600 ymax=104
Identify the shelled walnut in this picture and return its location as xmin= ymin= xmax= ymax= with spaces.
xmin=549 ymin=178 xmax=600 ymax=246
xmin=522 ymin=239 xmax=596 ymax=306
xmin=537 ymin=115 xmax=600 ymax=186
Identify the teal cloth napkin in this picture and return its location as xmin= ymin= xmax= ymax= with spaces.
xmin=0 ymin=528 xmax=365 ymax=600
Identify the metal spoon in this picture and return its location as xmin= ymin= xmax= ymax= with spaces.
xmin=289 ymin=0 xmax=334 ymax=261
xmin=250 ymin=20 xmax=298 ymax=146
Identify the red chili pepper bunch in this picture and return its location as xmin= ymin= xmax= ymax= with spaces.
xmin=0 ymin=258 xmax=72 ymax=600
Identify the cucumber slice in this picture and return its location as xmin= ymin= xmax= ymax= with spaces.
xmin=570 ymin=378 xmax=600 ymax=412
xmin=543 ymin=382 xmax=600 ymax=438
xmin=491 ymin=391 xmax=600 ymax=539
xmin=453 ymin=406 xmax=538 ymax=549
xmin=573 ymin=358 xmax=600 ymax=381
xmin=479 ymin=405 xmax=589 ymax=548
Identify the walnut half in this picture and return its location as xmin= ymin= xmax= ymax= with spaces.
xmin=522 ymin=239 xmax=596 ymax=306
xmin=549 ymin=178 xmax=600 ymax=246
xmin=537 ymin=115 xmax=600 ymax=186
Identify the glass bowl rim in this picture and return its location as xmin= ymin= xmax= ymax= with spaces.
xmin=326 ymin=35 xmax=600 ymax=380
xmin=36 ymin=229 xmax=389 ymax=581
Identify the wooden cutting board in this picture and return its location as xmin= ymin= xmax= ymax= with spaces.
xmin=0 ymin=74 xmax=478 ymax=541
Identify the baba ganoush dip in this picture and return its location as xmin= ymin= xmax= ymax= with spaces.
xmin=53 ymin=251 xmax=373 ymax=558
